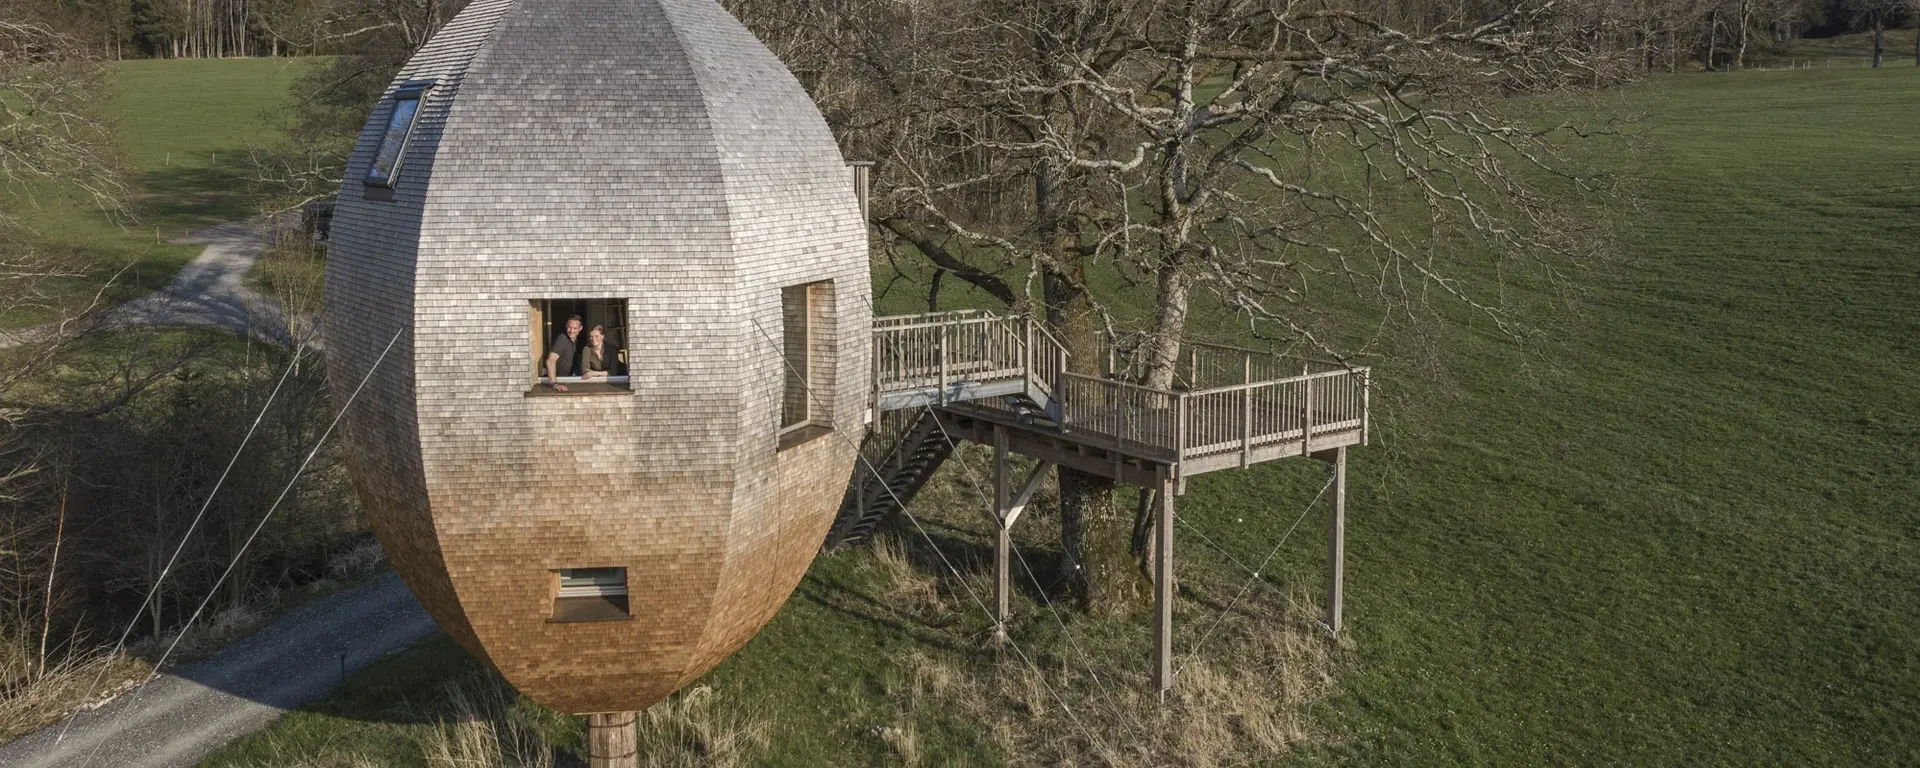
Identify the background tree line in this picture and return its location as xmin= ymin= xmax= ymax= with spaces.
xmin=4 ymin=0 xmax=468 ymax=60
xmin=7 ymin=0 xmax=1913 ymax=67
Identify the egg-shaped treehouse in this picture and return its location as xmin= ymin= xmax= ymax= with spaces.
xmin=321 ymin=0 xmax=870 ymax=717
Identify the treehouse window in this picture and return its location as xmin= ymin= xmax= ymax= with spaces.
xmin=778 ymin=280 xmax=836 ymax=449
xmin=551 ymin=567 xmax=628 ymax=622
xmin=527 ymin=298 xmax=631 ymax=396
xmin=365 ymin=82 xmax=431 ymax=189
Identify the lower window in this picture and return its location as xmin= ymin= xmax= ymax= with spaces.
xmin=551 ymin=567 xmax=629 ymax=622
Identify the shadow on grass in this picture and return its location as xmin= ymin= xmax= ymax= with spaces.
xmin=132 ymin=162 xmax=260 ymax=234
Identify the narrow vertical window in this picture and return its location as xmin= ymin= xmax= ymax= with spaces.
xmin=366 ymin=81 xmax=431 ymax=188
xmin=779 ymin=280 xmax=836 ymax=449
xmin=780 ymin=285 xmax=811 ymax=429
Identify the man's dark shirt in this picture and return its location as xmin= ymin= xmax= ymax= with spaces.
xmin=549 ymin=332 xmax=580 ymax=378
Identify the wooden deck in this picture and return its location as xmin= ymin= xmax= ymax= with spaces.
xmin=870 ymin=311 xmax=1369 ymax=480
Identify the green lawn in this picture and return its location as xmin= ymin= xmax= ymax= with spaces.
xmin=203 ymin=67 xmax=1919 ymax=766
xmin=4 ymin=58 xmax=318 ymax=327
xmin=1293 ymin=67 xmax=1920 ymax=764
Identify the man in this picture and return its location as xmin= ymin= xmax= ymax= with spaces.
xmin=546 ymin=314 xmax=584 ymax=391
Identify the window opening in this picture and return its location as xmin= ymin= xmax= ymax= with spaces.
xmin=529 ymin=299 xmax=630 ymax=395
xmin=780 ymin=285 xmax=811 ymax=429
xmin=365 ymin=81 xmax=431 ymax=188
xmin=779 ymin=281 xmax=836 ymax=449
xmin=552 ymin=567 xmax=628 ymax=622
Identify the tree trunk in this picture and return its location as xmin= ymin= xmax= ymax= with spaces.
xmin=1872 ymin=20 xmax=1884 ymax=68
xmin=1045 ymin=261 xmax=1148 ymax=614
xmin=1734 ymin=0 xmax=1750 ymax=71
xmin=39 ymin=480 xmax=69 ymax=679
xmin=1706 ymin=8 xmax=1718 ymax=71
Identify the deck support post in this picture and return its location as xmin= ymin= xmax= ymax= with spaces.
xmin=1313 ymin=446 xmax=1348 ymax=636
xmin=993 ymin=426 xmax=1011 ymax=640
xmin=1153 ymin=466 xmax=1176 ymax=697
xmin=987 ymin=427 xmax=1053 ymax=642
xmin=587 ymin=711 xmax=638 ymax=768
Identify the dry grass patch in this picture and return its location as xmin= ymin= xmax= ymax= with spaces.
xmin=418 ymin=670 xmax=559 ymax=768
xmin=632 ymin=685 xmax=772 ymax=768
xmin=880 ymin=587 xmax=1341 ymax=767
xmin=0 ymin=644 xmax=149 ymax=743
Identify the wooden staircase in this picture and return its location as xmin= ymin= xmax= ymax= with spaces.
xmin=823 ymin=410 xmax=955 ymax=550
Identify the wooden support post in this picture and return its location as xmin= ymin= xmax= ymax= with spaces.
xmin=1153 ymin=468 xmax=1176 ymax=696
xmin=1323 ymin=446 xmax=1347 ymax=635
xmin=993 ymin=426 xmax=1011 ymax=639
xmin=587 ymin=711 xmax=638 ymax=768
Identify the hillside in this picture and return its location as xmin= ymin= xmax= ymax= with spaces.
xmin=4 ymin=58 xmax=317 ymax=327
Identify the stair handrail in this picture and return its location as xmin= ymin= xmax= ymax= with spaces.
xmin=1017 ymin=314 xmax=1069 ymax=403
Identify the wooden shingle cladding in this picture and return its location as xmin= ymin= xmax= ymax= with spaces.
xmin=323 ymin=0 xmax=869 ymax=715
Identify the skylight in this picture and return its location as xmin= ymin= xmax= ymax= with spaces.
xmin=365 ymin=82 xmax=432 ymax=187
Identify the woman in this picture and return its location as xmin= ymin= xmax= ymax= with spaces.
xmin=580 ymin=325 xmax=617 ymax=380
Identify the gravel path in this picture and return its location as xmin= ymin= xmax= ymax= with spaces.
xmin=0 ymin=572 xmax=436 ymax=768
xmin=115 ymin=218 xmax=280 ymax=335
xmin=1 ymin=217 xmax=285 ymax=350
xmin=0 ymin=223 xmax=415 ymax=766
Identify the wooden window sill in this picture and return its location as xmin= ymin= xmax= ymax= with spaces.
xmin=525 ymin=382 xmax=634 ymax=397
xmin=778 ymin=423 xmax=834 ymax=451
xmin=549 ymin=595 xmax=631 ymax=623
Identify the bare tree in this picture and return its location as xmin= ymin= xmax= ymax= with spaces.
xmin=250 ymin=0 xmax=470 ymax=212
xmin=0 ymin=11 xmax=126 ymax=483
xmin=0 ymin=15 xmax=123 ymax=230
xmin=1846 ymin=0 xmax=1914 ymax=66
xmin=738 ymin=0 xmax=1627 ymax=612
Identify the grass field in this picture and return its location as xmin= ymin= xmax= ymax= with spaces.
xmin=4 ymin=58 xmax=316 ymax=327
xmin=197 ymin=65 xmax=1920 ymax=766
xmin=1292 ymin=67 xmax=1920 ymax=764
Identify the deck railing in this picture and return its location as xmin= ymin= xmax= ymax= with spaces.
xmin=874 ymin=312 xmax=1368 ymax=463
xmin=873 ymin=311 xmax=1067 ymax=407
xmin=1177 ymin=366 xmax=1369 ymax=463
xmin=1055 ymin=364 xmax=1368 ymax=462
